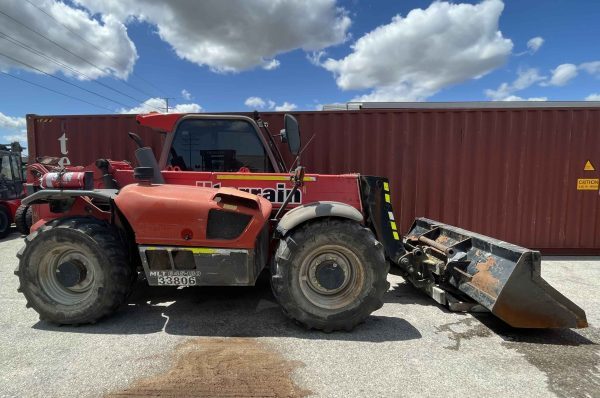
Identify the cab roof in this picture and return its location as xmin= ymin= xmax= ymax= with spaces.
xmin=135 ymin=113 xmax=185 ymax=132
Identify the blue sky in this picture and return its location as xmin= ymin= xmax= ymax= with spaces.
xmin=0 ymin=0 xmax=599 ymax=146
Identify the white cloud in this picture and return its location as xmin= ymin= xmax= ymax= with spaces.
xmin=0 ymin=0 xmax=136 ymax=80
xmin=585 ymin=94 xmax=600 ymax=101
xmin=262 ymin=59 xmax=280 ymax=71
xmin=244 ymin=96 xmax=266 ymax=108
xmin=244 ymin=97 xmax=295 ymax=111
xmin=0 ymin=112 xmax=27 ymax=149
xmin=0 ymin=112 xmax=26 ymax=131
xmin=172 ymin=103 xmax=202 ymax=113
xmin=76 ymin=0 xmax=350 ymax=73
xmin=3 ymin=132 xmax=27 ymax=143
xmin=274 ymin=102 xmax=297 ymax=112
xmin=322 ymin=0 xmax=513 ymax=101
xmin=580 ymin=61 xmax=600 ymax=77
xmin=485 ymin=68 xmax=546 ymax=100
xmin=547 ymin=63 xmax=578 ymax=86
xmin=181 ymin=89 xmax=192 ymax=100
xmin=307 ymin=51 xmax=326 ymax=66
xmin=119 ymin=97 xmax=202 ymax=114
xmin=527 ymin=37 xmax=544 ymax=53
xmin=501 ymin=95 xmax=547 ymax=101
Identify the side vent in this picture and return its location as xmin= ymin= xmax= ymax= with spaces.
xmin=213 ymin=193 xmax=259 ymax=210
xmin=207 ymin=209 xmax=252 ymax=240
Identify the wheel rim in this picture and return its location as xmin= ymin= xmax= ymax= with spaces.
xmin=38 ymin=244 xmax=97 ymax=305
xmin=299 ymin=244 xmax=365 ymax=310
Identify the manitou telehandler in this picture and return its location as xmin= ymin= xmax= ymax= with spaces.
xmin=16 ymin=113 xmax=587 ymax=331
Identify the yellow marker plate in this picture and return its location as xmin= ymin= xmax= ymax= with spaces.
xmin=217 ymin=174 xmax=316 ymax=181
xmin=577 ymin=178 xmax=599 ymax=190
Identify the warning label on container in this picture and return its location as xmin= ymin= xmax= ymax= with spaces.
xmin=577 ymin=178 xmax=599 ymax=190
xmin=584 ymin=160 xmax=595 ymax=171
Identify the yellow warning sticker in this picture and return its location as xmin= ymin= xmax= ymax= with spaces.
xmin=577 ymin=178 xmax=599 ymax=190
xmin=584 ymin=160 xmax=595 ymax=171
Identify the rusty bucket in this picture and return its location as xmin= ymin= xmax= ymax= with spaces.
xmin=404 ymin=218 xmax=588 ymax=329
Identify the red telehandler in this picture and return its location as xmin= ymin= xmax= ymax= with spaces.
xmin=16 ymin=112 xmax=587 ymax=331
xmin=0 ymin=142 xmax=29 ymax=238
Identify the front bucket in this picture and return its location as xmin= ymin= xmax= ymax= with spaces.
xmin=405 ymin=218 xmax=588 ymax=329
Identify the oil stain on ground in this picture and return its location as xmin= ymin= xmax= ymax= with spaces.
xmin=500 ymin=326 xmax=600 ymax=398
xmin=436 ymin=317 xmax=492 ymax=351
xmin=108 ymin=337 xmax=310 ymax=398
xmin=437 ymin=316 xmax=600 ymax=397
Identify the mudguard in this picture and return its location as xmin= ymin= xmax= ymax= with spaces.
xmin=275 ymin=201 xmax=363 ymax=237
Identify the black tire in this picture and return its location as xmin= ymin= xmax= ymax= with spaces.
xmin=0 ymin=205 xmax=11 ymax=239
xmin=271 ymin=218 xmax=389 ymax=332
xmin=14 ymin=204 xmax=32 ymax=235
xmin=15 ymin=217 xmax=135 ymax=324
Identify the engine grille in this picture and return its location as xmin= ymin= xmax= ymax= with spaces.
xmin=206 ymin=209 xmax=252 ymax=240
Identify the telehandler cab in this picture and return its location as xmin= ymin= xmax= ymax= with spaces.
xmin=16 ymin=113 xmax=587 ymax=331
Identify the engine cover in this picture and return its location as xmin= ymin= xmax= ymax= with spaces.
xmin=115 ymin=184 xmax=272 ymax=286
xmin=115 ymin=184 xmax=272 ymax=248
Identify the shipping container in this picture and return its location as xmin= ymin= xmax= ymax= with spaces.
xmin=26 ymin=102 xmax=600 ymax=254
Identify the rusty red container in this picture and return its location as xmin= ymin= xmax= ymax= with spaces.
xmin=26 ymin=103 xmax=600 ymax=254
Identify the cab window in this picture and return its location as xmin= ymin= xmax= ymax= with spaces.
xmin=10 ymin=156 xmax=21 ymax=181
xmin=0 ymin=155 xmax=13 ymax=180
xmin=168 ymin=119 xmax=274 ymax=172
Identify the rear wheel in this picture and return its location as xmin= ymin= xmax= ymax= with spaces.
xmin=0 ymin=206 xmax=11 ymax=239
xmin=15 ymin=217 xmax=135 ymax=324
xmin=271 ymin=219 xmax=389 ymax=331
xmin=15 ymin=204 xmax=32 ymax=235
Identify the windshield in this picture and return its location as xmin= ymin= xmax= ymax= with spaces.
xmin=0 ymin=154 xmax=19 ymax=181
xmin=168 ymin=119 xmax=274 ymax=172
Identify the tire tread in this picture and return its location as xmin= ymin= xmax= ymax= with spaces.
xmin=16 ymin=217 xmax=135 ymax=325
xmin=272 ymin=218 xmax=389 ymax=332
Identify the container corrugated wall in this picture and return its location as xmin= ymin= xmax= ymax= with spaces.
xmin=27 ymin=107 xmax=600 ymax=253
xmin=26 ymin=114 xmax=163 ymax=166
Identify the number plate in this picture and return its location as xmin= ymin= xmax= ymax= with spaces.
xmin=149 ymin=271 xmax=201 ymax=286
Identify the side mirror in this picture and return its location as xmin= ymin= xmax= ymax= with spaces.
xmin=283 ymin=114 xmax=301 ymax=156
xmin=279 ymin=128 xmax=288 ymax=144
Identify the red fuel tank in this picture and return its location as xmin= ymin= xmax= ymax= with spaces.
xmin=115 ymin=184 xmax=272 ymax=249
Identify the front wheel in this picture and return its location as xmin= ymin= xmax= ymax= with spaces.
xmin=14 ymin=204 xmax=32 ymax=235
xmin=271 ymin=219 xmax=389 ymax=332
xmin=15 ymin=217 xmax=135 ymax=324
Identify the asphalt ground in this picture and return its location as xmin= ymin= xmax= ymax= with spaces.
xmin=1 ymin=230 xmax=599 ymax=397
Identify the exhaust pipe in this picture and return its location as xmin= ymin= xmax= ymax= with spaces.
xmin=400 ymin=218 xmax=587 ymax=329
